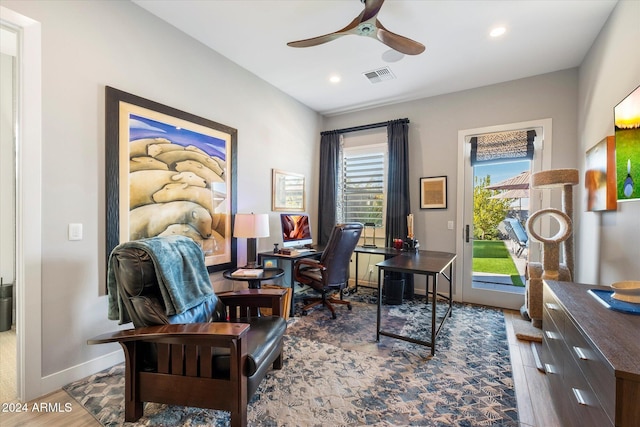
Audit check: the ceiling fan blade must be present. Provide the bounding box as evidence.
[361,0,385,22]
[376,20,425,55]
[287,32,345,48]
[287,13,363,48]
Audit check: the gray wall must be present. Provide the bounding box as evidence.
[3,0,320,389]
[324,68,579,257]
[576,0,640,284]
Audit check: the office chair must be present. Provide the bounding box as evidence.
[293,223,363,319]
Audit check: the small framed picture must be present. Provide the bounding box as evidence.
[262,257,278,270]
[420,176,448,209]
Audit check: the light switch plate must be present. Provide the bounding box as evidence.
[447,221,454,230]
[68,223,83,241]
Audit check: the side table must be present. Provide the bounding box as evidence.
[223,268,284,289]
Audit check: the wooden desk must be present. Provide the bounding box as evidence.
[376,250,456,356]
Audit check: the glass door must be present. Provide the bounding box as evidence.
[456,120,551,309]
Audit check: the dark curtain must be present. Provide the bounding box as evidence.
[385,119,413,297]
[317,131,341,246]
[385,119,411,247]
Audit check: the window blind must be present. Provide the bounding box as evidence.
[470,129,536,165]
[342,152,385,226]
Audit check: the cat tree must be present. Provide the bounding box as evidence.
[524,168,579,328]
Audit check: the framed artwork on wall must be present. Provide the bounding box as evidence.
[420,176,448,209]
[272,169,305,212]
[105,86,237,276]
[585,136,617,211]
[614,85,640,202]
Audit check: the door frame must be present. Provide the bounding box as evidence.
[1,6,43,401]
[455,119,552,309]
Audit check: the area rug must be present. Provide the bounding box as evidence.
[64,291,518,426]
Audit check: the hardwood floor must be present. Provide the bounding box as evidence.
[504,309,561,427]
[0,309,560,427]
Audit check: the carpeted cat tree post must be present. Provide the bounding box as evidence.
[524,169,579,328]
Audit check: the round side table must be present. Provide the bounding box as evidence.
[223,268,284,289]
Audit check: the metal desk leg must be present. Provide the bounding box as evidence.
[354,252,359,292]
[376,268,382,342]
[430,273,437,356]
[448,263,453,317]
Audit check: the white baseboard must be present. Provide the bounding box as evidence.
[40,350,124,396]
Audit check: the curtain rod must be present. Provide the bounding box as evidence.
[321,118,409,136]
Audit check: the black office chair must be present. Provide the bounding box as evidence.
[293,223,363,319]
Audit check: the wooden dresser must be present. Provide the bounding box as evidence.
[542,280,640,427]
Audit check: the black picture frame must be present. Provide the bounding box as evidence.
[105,86,237,276]
[419,176,448,209]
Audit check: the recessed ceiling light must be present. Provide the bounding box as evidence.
[490,26,506,38]
[329,74,341,83]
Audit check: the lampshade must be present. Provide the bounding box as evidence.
[233,213,270,238]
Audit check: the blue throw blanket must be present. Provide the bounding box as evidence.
[107,235,214,324]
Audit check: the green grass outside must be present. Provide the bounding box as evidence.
[472,240,524,287]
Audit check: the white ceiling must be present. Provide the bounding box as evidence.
[132,0,618,116]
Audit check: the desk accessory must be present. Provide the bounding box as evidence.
[262,257,279,271]
[362,222,377,248]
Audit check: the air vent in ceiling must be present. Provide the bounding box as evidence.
[363,67,396,84]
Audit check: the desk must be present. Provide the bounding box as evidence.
[353,246,402,292]
[257,250,323,317]
[223,268,284,290]
[376,250,456,356]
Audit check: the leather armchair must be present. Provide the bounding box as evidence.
[89,237,287,427]
[294,223,362,319]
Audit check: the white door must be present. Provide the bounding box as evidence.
[455,119,552,309]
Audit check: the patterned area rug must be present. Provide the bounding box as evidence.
[64,289,518,426]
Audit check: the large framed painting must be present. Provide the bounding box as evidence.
[585,136,617,211]
[614,85,640,202]
[105,86,237,273]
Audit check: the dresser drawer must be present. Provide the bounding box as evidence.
[542,309,565,370]
[564,352,613,427]
[564,316,615,420]
[543,289,565,336]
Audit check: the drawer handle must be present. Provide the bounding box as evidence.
[544,363,556,374]
[545,302,558,310]
[573,346,589,361]
[572,388,588,406]
[545,330,559,340]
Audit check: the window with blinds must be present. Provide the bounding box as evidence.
[341,146,387,227]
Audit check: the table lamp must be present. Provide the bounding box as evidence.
[233,213,270,268]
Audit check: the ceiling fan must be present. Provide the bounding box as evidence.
[287,0,425,55]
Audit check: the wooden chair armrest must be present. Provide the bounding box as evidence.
[88,322,250,346]
[293,258,325,276]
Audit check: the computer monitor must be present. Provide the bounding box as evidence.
[280,213,313,248]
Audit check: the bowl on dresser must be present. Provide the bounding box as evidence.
[610,280,640,303]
